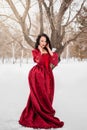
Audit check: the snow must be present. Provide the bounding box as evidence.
[0,59,87,130]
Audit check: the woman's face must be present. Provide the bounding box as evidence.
[39,36,47,48]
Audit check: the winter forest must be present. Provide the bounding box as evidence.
[0,0,87,130]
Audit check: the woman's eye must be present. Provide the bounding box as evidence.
[41,40,43,42]
[40,40,46,43]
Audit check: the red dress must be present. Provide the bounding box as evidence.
[19,49,64,128]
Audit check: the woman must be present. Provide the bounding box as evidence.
[19,33,64,128]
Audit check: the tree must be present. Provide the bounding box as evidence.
[73,5,87,59]
[1,0,86,58]
[0,21,31,63]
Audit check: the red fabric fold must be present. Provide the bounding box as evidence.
[19,49,64,128]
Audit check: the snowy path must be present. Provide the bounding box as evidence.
[0,60,87,130]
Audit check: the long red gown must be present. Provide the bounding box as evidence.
[19,49,64,128]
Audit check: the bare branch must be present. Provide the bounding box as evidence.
[11,35,30,50]
[50,0,54,19]
[0,14,18,22]
[65,6,71,25]
[42,0,55,30]
[20,0,31,34]
[6,0,21,21]
[5,0,34,48]
[38,0,43,33]
[63,29,85,49]
[65,0,86,26]
[22,0,30,22]
[30,1,37,8]
[56,0,73,31]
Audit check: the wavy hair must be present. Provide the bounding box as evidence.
[35,33,52,50]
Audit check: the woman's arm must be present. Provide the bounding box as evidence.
[46,44,58,66]
[32,49,41,63]
[46,44,53,56]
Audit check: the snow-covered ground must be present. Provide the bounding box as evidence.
[0,59,87,130]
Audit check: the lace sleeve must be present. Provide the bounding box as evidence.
[32,49,41,63]
[50,52,58,66]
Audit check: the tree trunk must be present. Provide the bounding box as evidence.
[51,29,63,54]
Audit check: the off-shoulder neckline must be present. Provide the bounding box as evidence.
[35,49,48,55]
[40,52,49,55]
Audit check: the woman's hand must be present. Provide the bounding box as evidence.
[46,43,50,50]
[46,44,53,56]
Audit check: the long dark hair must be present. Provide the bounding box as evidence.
[35,33,52,50]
